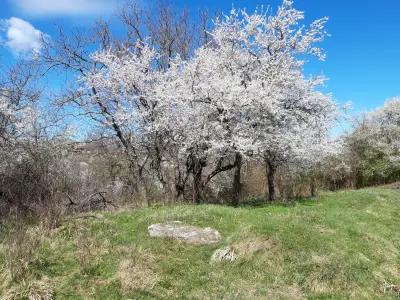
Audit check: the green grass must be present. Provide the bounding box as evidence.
[1,186,400,299]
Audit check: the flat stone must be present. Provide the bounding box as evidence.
[148,222,221,245]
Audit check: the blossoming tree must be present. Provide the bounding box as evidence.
[83,0,338,203]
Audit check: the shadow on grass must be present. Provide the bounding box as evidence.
[145,195,320,210]
[236,196,318,209]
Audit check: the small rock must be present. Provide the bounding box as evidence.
[211,237,277,263]
[148,222,221,245]
[211,247,236,262]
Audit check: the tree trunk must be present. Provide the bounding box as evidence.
[231,152,242,207]
[310,176,317,197]
[127,159,139,194]
[174,169,186,200]
[265,159,276,202]
[176,183,184,199]
[192,157,203,205]
[355,168,364,189]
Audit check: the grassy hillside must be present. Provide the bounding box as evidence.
[1,187,400,299]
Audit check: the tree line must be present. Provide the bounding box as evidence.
[1,0,399,224]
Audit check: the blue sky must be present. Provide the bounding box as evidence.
[1,0,400,117]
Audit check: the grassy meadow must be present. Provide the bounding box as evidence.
[1,186,400,299]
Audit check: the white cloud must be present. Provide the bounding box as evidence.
[3,17,43,54]
[12,0,119,17]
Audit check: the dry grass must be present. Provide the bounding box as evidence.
[1,277,53,300]
[265,284,304,300]
[232,236,278,258]
[0,225,46,287]
[73,227,110,275]
[315,224,336,235]
[2,187,400,298]
[311,254,331,265]
[211,235,278,262]
[0,226,53,300]
[115,245,159,293]
[382,282,400,298]
[117,258,158,292]
[304,255,357,294]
